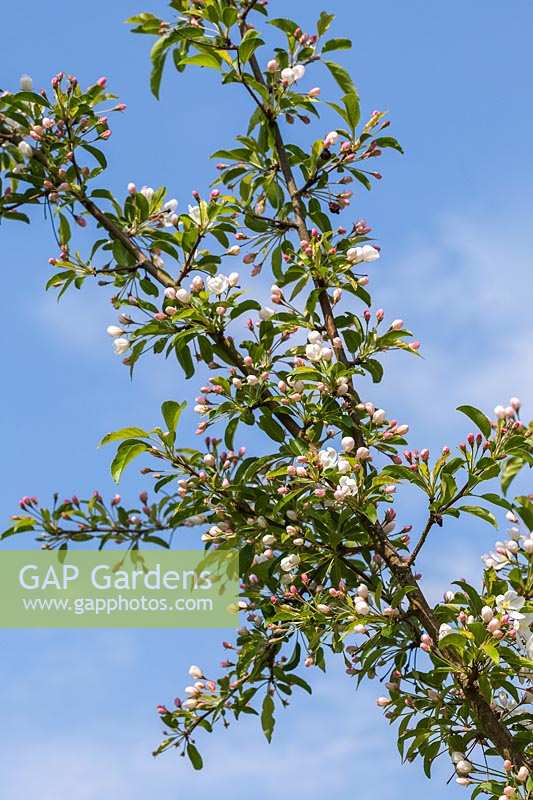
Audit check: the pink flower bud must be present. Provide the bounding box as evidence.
[487,617,500,633]
[97,76,107,88]
[516,767,529,782]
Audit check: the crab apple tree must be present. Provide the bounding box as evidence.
[1,1,532,797]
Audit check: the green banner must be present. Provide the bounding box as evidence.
[0,550,239,628]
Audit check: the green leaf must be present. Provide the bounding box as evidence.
[374,136,404,154]
[100,427,151,447]
[456,405,492,438]
[501,456,524,495]
[317,11,335,36]
[15,91,49,107]
[258,413,285,443]
[181,53,222,70]
[161,400,186,433]
[481,641,500,665]
[479,493,514,511]
[186,743,203,770]
[239,32,263,63]
[110,440,149,483]
[224,417,239,449]
[452,580,482,615]
[342,92,360,131]
[57,213,71,245]
[269,18,299,35]
[324,61,355,94]
[261,694,275,742]
[438,632,469,652]
[175,342,195,378]
[283,641,301,671]
[322,38,352,53]
[80,142,107,170]
[458,505,498,528]
[150,51,167,99]
[285,673,312,694]
[364,358,383,383]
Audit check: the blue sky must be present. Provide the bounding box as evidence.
[1,1,532,798]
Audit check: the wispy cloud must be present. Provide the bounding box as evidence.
[371,210,533,438]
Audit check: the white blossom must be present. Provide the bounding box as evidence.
[259,307,275,321]
[206,274,229,295]
[438,623,453,640]
[188,204,202,225]
[19,74,33,92]
[188,665,203,679]
[292,64,305,80]
[496,590,525,620]
[318,447,338,470]
[281,64,305,84]
[106,325,123,337]
[162,198,178,226]
[335,476,358,499]
[280,554,300,572]
[17,141,33,159]
[113,337,130,356]
[347,245,380,264]
[140,185,154,201]
[176,288,192,304]
[305,342,323,362]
